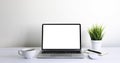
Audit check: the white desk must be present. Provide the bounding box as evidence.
[0,47,120,63]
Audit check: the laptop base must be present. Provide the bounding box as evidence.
[37,53,85,59]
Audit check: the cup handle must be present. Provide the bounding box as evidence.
[18,50,23,56]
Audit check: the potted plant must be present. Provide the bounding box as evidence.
[88,24,104,51]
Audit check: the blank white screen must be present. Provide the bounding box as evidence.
[43,25,80,49]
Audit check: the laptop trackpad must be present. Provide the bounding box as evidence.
[50,54,72,56]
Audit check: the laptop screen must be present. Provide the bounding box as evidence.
[42,24,81,51]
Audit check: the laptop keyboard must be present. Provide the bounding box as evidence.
[37,53,85,59]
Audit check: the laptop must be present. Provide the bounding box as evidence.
[38,23,84,59]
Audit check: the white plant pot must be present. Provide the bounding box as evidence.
[91,40,102,51]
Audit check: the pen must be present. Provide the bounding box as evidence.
[88,49,102,54]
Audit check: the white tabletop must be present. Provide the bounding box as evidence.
[0,47,120,63]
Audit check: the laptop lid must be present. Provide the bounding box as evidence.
[42,24,81,53]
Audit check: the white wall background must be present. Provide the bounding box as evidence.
[0,0,120,47]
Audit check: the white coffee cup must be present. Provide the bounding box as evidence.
[18,48,37,59]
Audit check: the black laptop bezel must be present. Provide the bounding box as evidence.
[41,23,81,53]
